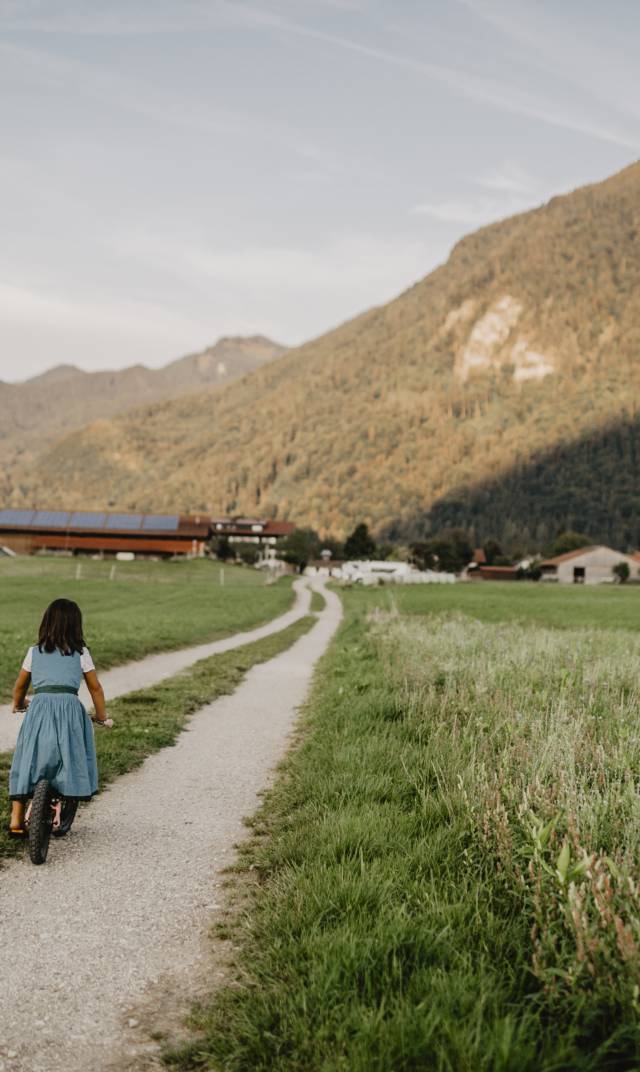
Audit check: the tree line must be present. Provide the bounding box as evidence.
[213,522,612,576]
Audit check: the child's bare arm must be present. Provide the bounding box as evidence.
[12,669,31,712]
[83,669,109,723]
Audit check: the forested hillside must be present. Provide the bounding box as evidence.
[0,336,284,479]
[5,161,640,545]
[385,414,640,552]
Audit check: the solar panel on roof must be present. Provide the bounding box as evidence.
[0,509,35,527]
[105,513,143,530]
[32,511,70,528]
[142,515,179,532]
[69,512,107,528]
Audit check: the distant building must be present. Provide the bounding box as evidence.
[540,545,640,584]
[0,509,210,557]
[463,549,520,580]
[210,516,295,547]
[321,560,456,585]
[471,565,520,581]
[0,509,294,558]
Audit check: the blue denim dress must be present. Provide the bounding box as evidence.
[9,647,99,801]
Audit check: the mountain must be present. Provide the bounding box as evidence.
[5,162,640,546]
[0,335,285,478]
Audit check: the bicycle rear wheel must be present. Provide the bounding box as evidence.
[28,779,54,865]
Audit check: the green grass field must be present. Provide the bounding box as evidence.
[169,582,640,1071]
[0,557,293,702]
[347,578,640,632]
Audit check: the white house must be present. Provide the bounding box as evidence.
[540,545,640,584]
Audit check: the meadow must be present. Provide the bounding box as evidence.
[0,557,293,702]
[171,581,640,1071]
[367,578,640,632]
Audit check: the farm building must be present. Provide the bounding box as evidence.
[540,545,640,584]
[463,550,520,581]
[210,517,295,546]
[0,509,295,558]
[0,509,211,557]
[471,565,520,581]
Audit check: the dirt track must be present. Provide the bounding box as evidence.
[0,581,341,1072]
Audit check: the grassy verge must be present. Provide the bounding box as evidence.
[0,558,294,701]
[0,615,315,864]
[309,589,326,614]
[167,595,640,1071]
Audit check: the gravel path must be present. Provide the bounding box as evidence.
[0,581,341,1072]
[0,579,309,753]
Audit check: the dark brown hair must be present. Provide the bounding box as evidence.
[38,598,85,656]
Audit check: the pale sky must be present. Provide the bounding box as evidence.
[1,0,639,381]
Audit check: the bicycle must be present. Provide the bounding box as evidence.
[24,716,113,865]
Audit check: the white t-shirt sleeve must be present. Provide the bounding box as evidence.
[22,647,33,673]
[80,647,95,673]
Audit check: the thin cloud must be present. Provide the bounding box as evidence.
[108,230,433,294]
[228,0,640,150]
[0,0,372,33]
[0,0,220,35]
[456,0,640,123]
[412,197,523,226]
[478,162,537,196]
[0,280,199,336]
[0,38,328,165]
[5,2,638,149]
[413,165,541,225]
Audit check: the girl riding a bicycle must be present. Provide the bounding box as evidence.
[8,598,110,838]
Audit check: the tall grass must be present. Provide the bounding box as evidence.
[383,614,640,1049]
[169,602,640,1070]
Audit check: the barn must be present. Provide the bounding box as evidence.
[540,545,640,584]
[0,509,210,557]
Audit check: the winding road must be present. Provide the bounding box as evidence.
[0,580,342,1072]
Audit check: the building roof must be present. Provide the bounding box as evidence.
[540,545,602,568]
[0,508,209,538]
[211,517,294,537]
[262,520,295,537]
[477,565,519,578]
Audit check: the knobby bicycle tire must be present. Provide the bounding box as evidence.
[29,779,54,865]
